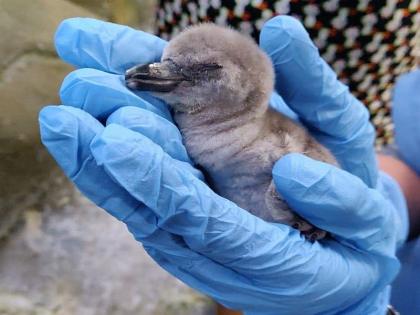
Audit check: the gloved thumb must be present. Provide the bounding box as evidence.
[272,153,397,256]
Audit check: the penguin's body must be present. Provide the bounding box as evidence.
[126,24,337,240]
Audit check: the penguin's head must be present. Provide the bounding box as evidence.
[126,24,274,114]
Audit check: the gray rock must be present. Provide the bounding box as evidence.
[0,292,53,315]
[0,0,96,70]
[108,0,157,32]
[0,0,158,239]
[154,294,216,315]
[68,0,158,31]
[0,0,96,239]
[69,0,110,17]
[0,193,204,315]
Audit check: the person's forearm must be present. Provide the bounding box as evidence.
[378,154,420,239]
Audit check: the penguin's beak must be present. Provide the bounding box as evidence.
[125,62,185,92]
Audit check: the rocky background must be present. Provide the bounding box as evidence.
[0,0,214,314]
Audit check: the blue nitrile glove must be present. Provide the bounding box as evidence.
[392,69,420,175]
[39,17,408,315]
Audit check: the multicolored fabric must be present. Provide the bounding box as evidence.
[156,0,419,146]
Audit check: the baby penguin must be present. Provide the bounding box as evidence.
[125,24,338,240]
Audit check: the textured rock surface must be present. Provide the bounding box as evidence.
[0,193,207,315]
[69,0,110,17]
[0,0,95,238]
[0,293,53,315]
[0,0,158,242]
[108,0,157,32]
[154,294,216,315]
[69,0,157,31]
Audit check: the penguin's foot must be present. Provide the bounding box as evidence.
[292,219,327,241]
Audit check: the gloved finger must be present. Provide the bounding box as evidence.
[39,105,138,220]
[107,106,203,180]
[60,68,171,121]
[107,106,189,162]
[125,210,300,312]
[260,16,377,188]
[39,105,199,217]
[55,17,167,74]
[273,153,399,255]
[141,212,391,315]
[142,236,285,311]
[269,91,298,122]
[145,242,386,315]
[138,215,378,314]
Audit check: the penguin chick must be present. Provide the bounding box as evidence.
[125,24,338,240]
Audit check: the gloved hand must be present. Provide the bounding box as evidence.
[39,16,408,315]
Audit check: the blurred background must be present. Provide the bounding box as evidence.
[0,0,418,314]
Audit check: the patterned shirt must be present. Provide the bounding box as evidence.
[157,0,419,146]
